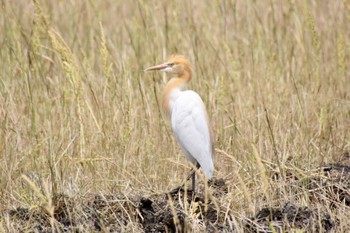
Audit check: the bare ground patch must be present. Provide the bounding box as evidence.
[4,153,350,232]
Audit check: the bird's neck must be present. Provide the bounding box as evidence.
[162,71,191,115]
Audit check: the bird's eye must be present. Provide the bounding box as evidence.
[168,63,175,67]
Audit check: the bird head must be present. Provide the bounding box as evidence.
[144,55,192,79]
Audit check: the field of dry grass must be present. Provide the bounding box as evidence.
[0,0,349,232]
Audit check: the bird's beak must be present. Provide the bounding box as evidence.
[144,63,168,72]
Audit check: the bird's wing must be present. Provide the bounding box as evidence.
[171,91,214,179]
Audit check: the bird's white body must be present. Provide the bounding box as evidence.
[168,88,214,179]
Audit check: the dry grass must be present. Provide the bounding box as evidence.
[0,0,349,232]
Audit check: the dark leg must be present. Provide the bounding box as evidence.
[169,163,200,194]
[192,162,200,192]
[192,171,196,193]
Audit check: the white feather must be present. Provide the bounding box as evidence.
[169,89,214,179]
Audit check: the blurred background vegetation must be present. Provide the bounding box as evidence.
[0,0,349,230]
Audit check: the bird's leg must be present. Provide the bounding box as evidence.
[191,171,196,193]
[169,170,194,194]
[169,163,200,194]
[191,162,200,193]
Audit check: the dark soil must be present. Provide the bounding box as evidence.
[4,152,350,232]
[246,202,335,232]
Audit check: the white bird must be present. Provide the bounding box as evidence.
[145,55,214,192]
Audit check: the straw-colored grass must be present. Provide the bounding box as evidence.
[0,0,349,232]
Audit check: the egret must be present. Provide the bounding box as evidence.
[145,55,214,192]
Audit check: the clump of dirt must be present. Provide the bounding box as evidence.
[8,193,141,232]
[246,202,335,232]
[301,151,350,209]
[138,188,227,232]
[83,194,140,231]
[208,177,229,196]
[320,151,350,207]
[138,177,230,232]
[245,152,350,232]
[139,193,192,232]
